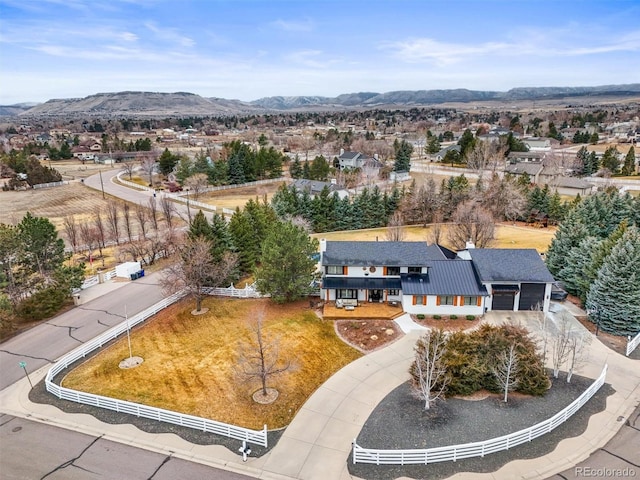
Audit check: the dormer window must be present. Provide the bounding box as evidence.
[326,265,343,275]
[408,266,422,274]
[386,266,400,275]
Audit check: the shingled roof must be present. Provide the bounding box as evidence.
[468,249,555,283]
[322,241,446,266]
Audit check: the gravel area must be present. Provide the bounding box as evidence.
[29,376,283,458]
[349,372,614,480]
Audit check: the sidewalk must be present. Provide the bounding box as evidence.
[1,309,638,480]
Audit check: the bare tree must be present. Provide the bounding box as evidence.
[62,215,80,254]
[236,312,291,399]
[492,343,520,402]
[403,178,440,227]
[92,207,107,267]
[447,201,496,250]
[105,201,121,245]
[139,152,157,187]
[481,174,526,223]
[134,202,149,240]
[78,221,98,266]
[120,158,137,180]
[147,196,159,231]
[551,313,573,378]
[532,303,550,366]
[566,331,591,383]
[184,173,209,201]
[121,203,133,243]
[466,139,506,177]
[160,195,176,230]
[429,212,444,245]
[409,329,450,410]
[161,236,237,313]
[385,211,405,242]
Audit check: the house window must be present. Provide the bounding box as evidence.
[414,295,425,305]
[440,295,455,305]
[327,265,343,275]
[388,289,400,296]
[337,289,357,299]
[386,266,400,275]
[463,296,477,306]
[408,266,422,274]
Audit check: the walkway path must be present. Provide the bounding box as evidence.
[1,305,638,480]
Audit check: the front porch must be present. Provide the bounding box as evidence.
[322,301,404,320]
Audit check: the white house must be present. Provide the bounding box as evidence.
[320,241,555,316]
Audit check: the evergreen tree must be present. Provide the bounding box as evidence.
[546,209,591,276]
[622,146,636,176]
[558,236,601,297]
[393,139,413,172]
[227,153,246,184]
[158,148,178,175]
[255,220,319,303]
[289,155,303,178]
[457,129,476,159]
[188,210,212,240]
[309,155,330,181]
[302,160,311,179]
[600,146,620,173]
[586,226,640,336]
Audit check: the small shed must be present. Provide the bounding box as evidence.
[115,262,142,279]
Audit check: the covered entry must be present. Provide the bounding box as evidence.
[491,285,519,311]
[518,283,546,311]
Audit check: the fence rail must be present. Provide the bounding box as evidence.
[33,180,69,189]
[627,332,640,356]
[202,282,263,298]
[45,290,269,447]
[353,364,608,465]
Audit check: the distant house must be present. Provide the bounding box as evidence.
[545,176,594,196]
[507,151,545,164]
[335,150,374,170]
[505,162,544,183]
[523,137,553,152]
[291,179,349,199]
[433,144,461,162]
[320,241,555,315]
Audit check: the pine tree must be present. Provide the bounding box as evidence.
[586,226,640,336]
[558,236,601,297]
[188,210,212,240]
[546,209,591,276]
[622,146,636,176]
[393,139,413,172]
[255,221,319,303]
[289,155,303,178]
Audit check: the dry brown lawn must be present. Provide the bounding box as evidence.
[62,297,361,429]
[197,181,287,210]
[312,222,556,253]
[0,182,116,230]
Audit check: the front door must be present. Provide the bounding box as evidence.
[370,289,382,302]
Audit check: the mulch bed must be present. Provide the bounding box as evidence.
[348,371,615,480]
[412,314,482,331]
[335,320,403,352]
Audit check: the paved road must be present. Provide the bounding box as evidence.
[0,414,253,480]
[548,403,640,479]
[0,272,165,390]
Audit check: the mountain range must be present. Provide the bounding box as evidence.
[3,84,640,117]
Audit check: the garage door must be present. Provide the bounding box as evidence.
[518,283,546,311]
[493,293,515,310]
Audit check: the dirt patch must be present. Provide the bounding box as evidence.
[413,314,481,332]
[335,319,403,352]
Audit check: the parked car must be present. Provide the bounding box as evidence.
[550,282,568,301]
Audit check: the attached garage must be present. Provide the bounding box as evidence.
[491,285,519,310]
[518,283,546,311]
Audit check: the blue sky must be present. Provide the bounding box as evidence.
[0,0,638,104]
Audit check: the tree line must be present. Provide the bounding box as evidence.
[546,190,640,336]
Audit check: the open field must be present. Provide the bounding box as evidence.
[50,158,116,180]
[62,297,361,429]
[0,182,116,230]
[198,180,288,210]
[312,222,556,253]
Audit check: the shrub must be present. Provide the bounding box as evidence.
[417,314,425,320]
[433,315,441,320]
[449,315,458,320]
[466,315,475,321]
[16,286,68,321]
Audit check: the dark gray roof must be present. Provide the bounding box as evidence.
[468,249,555,283]
[292,179,337,194]
[338,151,363,160]
[400,262,487,296]
[505,163,543,176]
[552,177,593,189]
[322,241,446,266]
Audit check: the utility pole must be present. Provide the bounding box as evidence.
[99,169,105,199]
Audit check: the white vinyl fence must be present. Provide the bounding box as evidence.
[33,180,69,189]
[627,332,640,356]
[45,290,269,447]
[202,282,263,298]
[352,365,608,465]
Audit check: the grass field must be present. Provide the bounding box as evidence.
[62,297,361,429]
[198,181,287,210]
[312,222,556,253]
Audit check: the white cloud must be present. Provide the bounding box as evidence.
[144,21,195,48]
[270,18,313,32]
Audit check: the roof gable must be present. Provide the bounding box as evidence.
[322,241,446,266]
[468,249,555,283]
